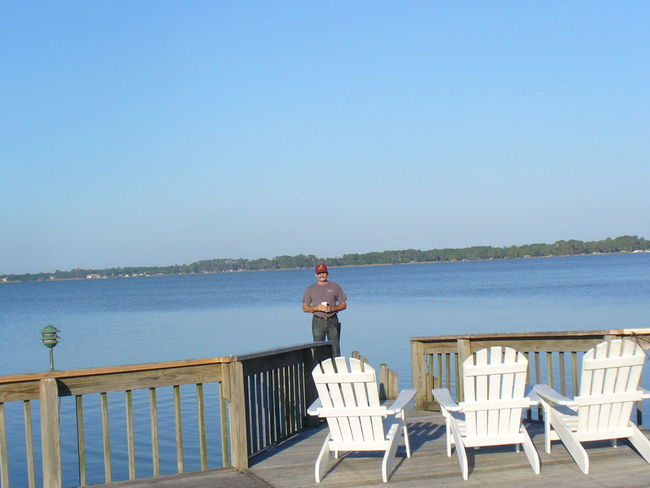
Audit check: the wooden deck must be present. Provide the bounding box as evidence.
[96,409,650,488]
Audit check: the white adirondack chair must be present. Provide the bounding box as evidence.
[307,357,417,483]
[534,339,650,474]
[432,346,540,480]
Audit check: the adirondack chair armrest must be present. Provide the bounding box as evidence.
[640,387,650,400]
[432,388,460,411]
[386,389,417,415]
[524,385,541,406]
[307,398,322,416]
[533,384,573,406]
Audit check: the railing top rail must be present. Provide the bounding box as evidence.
[410,328,650,342]
[0,355,233,385]
[0,342,332,385]
[233,341,332,361]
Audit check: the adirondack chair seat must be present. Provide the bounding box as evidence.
[308,399,413,452]
[308,389,416,451]
[439,410,539,449]
[434,388,540,447]
[537,384,650,441]
[308,357,417,483]
[534,339,650,474]
[432,346,541,480]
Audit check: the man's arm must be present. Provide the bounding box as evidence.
[307,301,346,314]
[303,303,332,313]
[302,288,315,313]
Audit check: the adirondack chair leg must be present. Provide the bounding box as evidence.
[515,443,520,453]
[397,410,412,458]
[540,399,552,454]
[439,409,453,457]
[315,434,332,482]
[382,422,401,482]
[449,417,468,480]
[611,439,617,448]
[520,425,541,474]
[403,424,411,458]
[627,423,650,464]
[549,409,589,474]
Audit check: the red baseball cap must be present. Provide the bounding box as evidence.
[315,264,328,274]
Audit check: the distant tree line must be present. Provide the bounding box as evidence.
[2,235,648,282]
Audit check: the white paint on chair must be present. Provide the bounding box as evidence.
[308,357,416,483]
[535,339,650,474]
[433,346,540,480]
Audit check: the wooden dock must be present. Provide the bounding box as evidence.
[94,409,650,488]
[3,332,650,487]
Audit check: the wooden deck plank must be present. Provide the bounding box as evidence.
[250,410,650,488]
[90,410,650,488]
[92,468,273,488]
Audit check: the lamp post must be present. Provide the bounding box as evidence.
[41,325,60,372]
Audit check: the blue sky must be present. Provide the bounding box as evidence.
[2,2,649,274]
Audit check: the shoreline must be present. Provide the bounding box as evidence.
[2,250,648,284]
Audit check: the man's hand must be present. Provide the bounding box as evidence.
[303,302,346,314]
[303,303,328,313]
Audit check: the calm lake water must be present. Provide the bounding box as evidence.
[3,253,650,377]
[2,253,650,485]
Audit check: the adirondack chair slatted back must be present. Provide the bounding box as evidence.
[313,357,386,445]
[462,346,529,439]
[577,339,645,432]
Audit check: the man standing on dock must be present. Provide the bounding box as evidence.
[302,264,347,357]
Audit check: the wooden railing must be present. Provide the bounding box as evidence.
[0,342,332,488]
[236,343,331,458]
[411,328,650,424]
[0,357,233,488]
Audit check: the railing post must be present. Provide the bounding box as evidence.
[379,363,388,401]
[390,368,399,400]
[0,403,9,488]
[351,351,368,366]
[227,361,249,471]
[40,378,62,488]
[456,338,471,402]
[411,340,426,410]
[219,375,230,467]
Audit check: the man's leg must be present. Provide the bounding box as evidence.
[312,316,327,342]
[326,317,341,357]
